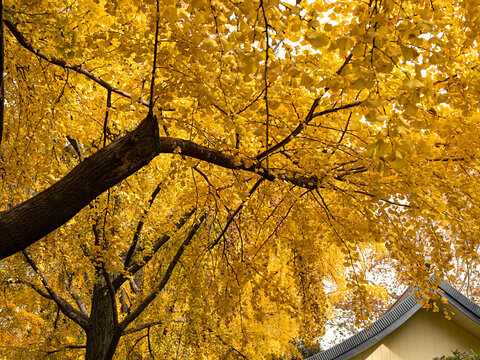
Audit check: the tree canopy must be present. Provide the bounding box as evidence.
[0,0,480,358]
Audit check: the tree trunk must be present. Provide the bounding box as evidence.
[85,282,122,360]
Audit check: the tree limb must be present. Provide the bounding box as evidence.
[208,178,264,250]
[0,108,335,260]
[44,345,86,356]
[124,179,166,269]
[3,279,52,299]
[0,102,343,261]
[255,100,362,161]
[123,318,185,335]
[0,113,159,260]
[0,2,4,147]
[119,213,206,329]
[65,275,88,316]
[102,265,119,326]
[22,250,90,330]
[0,30,357,261]
[3,20,151,107]
[123,321,163,335]
[112,207,196,290]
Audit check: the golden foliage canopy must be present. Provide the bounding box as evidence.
[0,0,479,358]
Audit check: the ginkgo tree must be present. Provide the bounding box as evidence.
[1,0,480,358]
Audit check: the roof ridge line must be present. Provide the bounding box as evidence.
[306,280,480,360]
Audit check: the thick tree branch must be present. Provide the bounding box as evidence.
[102,265,119,326]
[0,114,159,259]
[22,250,90,330]
[119,213,206,329]
[0,105,342,261]
[157,136,330,188]
[0,109,337,260]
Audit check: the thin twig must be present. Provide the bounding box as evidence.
[120,213,206,329]
[124,321,163,335]
[103,90,112,147]
[149,0,161,114]
[126,334,148,359]
[260,0,270,170]
[0,2,5,147]
[147,326,155,359]
[206,327,249,359]
[2,279,52,299]
[113,209,196,290]
[44,345,86,356]
[3,20,152,107]
[124,177,167,268]
[22,250,89,330]
[208,178,265,250]
[255,54,354,162]
[66,135,82,159]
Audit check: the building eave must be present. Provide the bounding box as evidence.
[306,280,480,360]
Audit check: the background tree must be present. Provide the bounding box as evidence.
[1,0,480,358]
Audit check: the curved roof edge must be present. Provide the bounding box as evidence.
[438,281,480,325]
[306,280,480,360]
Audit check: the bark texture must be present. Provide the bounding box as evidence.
[0,114,160,259]
[85,282,122,360]
[0,112,325,260]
